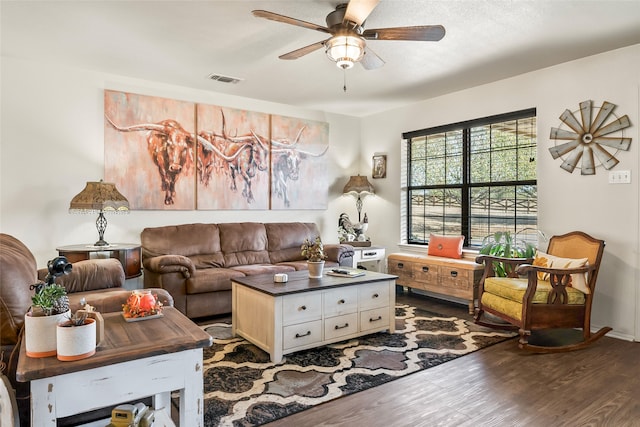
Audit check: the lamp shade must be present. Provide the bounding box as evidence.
[69,180,129,247]
[343,175,375,195]
[69,181,129,213]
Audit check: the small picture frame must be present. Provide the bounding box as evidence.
[372,154,387,179]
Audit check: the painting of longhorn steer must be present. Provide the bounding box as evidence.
[104,90,196,210]
[196,105,270,210]
[270,115,329,210]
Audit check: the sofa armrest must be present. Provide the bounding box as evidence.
[143,255,196,278]
[325,244,354,265]
[38,258,126,293]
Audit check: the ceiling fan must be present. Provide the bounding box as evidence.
[252,0,445,70]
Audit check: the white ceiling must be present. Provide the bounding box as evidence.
[2,1,640,117]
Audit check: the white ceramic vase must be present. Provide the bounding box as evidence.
[56,318,96,361]
[24,310,70,358]
[308,261,325,278]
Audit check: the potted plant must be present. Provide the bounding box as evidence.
[24,256,72,358]
[301,237,327,278]
[56,310,97,361]
[479,230,538,277]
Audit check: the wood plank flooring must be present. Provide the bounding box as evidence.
[261,290,640,427]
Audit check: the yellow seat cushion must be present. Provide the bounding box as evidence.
[482,277,586,321]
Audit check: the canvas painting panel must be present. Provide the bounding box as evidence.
[104,90,196,210]
[196,105,270,210]
[270,115,329,210]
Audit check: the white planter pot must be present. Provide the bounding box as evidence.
[24,310,70,358]
[56,318,96,361]
[308,261,325,278]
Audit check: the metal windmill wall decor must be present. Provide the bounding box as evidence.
[548,100,632,175]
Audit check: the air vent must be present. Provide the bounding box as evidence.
[207,73,244,84]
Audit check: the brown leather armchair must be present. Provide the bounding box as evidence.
[0,233,174,426]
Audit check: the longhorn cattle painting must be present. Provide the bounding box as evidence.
[271,115,329,210]
[104,90,196,210]
[196,105,270,209]
[104,90,329,210]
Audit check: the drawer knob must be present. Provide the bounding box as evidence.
[334,323,349,330]
[369,315,382,322]
[422,266,429,272]
[295,331,311,338]
[397,263,404,269]
[300,305,307,311]
[338,299,345,304]
[450,271,458,277]
[372,293,379,298]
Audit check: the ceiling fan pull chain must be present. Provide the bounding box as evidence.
[343,69,347,93]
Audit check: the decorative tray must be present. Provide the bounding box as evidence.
[122,312,164,322]
[348,241,372,247]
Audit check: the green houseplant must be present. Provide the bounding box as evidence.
[479,230,537,277]
[24,257,72,357]
[301,237,327,278]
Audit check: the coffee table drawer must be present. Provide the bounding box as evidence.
[323,287,358,317]
[359,281,390,310]
[283,320,322,350]
[324,313,358,340]
[282,293,322,325]
[360,307,390,333]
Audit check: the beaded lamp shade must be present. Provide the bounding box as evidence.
[69,180,129,246]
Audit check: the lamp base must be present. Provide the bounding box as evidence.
[94,239,109,247]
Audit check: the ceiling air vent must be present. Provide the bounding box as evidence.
[207,73,244,84]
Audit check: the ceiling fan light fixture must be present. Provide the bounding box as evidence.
[326,35,365,70]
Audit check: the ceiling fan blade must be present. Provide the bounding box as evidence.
[252,10,330,34]
[360,45,385,70]
[344,0,381,26]
[363,25,446,41]
[279,40,328,60]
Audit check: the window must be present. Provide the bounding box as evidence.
[402,109,537,247]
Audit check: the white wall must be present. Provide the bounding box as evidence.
[0,56,361,266]
[361,44,640,341]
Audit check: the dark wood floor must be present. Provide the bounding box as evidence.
[261,290,640,427]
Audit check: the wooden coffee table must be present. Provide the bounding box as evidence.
[16,307,212,427]
[232,270,397,363]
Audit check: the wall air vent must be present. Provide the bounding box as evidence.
[206,73,244,84]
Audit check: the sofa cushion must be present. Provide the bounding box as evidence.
[277,260,340,271]
[141,223,224,264]
[187,268,245,294]
[219,223,270,267]
[230,264,296,276]
[265,222,321,264]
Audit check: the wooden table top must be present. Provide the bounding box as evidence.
[16,307,212,382]
[232,269,398,297]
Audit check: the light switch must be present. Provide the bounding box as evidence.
[608,170,631,184]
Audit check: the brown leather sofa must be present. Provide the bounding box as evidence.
[141,222,354,319]
[0,233,173,426]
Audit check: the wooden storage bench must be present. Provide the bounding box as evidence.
[387,253,483,314]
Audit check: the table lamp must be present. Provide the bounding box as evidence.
[69,180,129,247]
[343,175,375,222]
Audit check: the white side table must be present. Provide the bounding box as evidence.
[351,246,386,272]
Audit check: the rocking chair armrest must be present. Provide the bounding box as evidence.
[475,255,534,278]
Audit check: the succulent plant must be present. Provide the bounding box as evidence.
[301,237,327,262]
[29,256,72,316]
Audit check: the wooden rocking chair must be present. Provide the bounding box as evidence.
[475,231,611,353]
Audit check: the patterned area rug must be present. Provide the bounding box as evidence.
[200,304,515,426]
